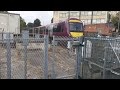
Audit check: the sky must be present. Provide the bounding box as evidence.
[8,11,53,25]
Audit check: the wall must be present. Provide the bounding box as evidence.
[0,13,20,34]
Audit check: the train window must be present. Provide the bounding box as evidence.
[35,28,39,33]
[29,29,33,34]
[40,27,45,34]
[53,25,57,32]
[46,28,48,33]
[69,22,83,32]
[61,23,64,32]
[53,24,63,32]
[56,25,61,32]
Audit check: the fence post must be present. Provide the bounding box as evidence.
[72,37,83,79]
[52,36,56,79]
[81,39,86,78]
[22,31,29,79]
[24,45,27,79]
[44,35,48,79]
[6,33,11,79]
[0,43,1,79]
[76,45,81,79]
[76,39,83,79]
[103,47,107,79]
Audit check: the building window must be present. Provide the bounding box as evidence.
[93,11,97,15]
[81,11,85,15]
[59,13,68,18]
[87,19,91,24]
[88,11,92,16]
[84,19,91,24]
[77,12,80,16]
[59,13,63,17]
[93,19,97,24]
[84,11,88,16]
[96,19,101,23]
[101,11,106,15]
[101,19,105,23]
[93,11,102,15]
[84,20,87,24]
[70,12,79,17]
[96,11,100,15]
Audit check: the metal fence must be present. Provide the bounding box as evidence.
[0,33,46,79]
[82,37,120,79]
[0,32,81,79]
[1,32,120,79]
[51,36,79,79]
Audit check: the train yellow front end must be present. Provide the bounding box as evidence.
[69,19,84,38]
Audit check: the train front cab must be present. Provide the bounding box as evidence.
[68,19,84,38]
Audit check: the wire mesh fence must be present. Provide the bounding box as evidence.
[0,33,46,79]
[50,36,78,79]
[0,33,79,79]
[1,31,120,79]
[82,37,120,79]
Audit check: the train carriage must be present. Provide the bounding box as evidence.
[28,18,84,40]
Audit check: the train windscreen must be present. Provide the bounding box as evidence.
[69,22,83,32]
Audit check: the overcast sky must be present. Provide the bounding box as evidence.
[8,11,53,25]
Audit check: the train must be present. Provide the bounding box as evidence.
[29,18,84,40]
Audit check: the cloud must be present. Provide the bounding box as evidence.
[8,11,53,25]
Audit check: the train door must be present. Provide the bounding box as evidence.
[53,24,57,36]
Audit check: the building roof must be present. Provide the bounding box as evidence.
[0,12,20,16]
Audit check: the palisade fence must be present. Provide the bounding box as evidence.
[0,31,120,79]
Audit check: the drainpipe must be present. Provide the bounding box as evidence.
[79,11,81,20]
[91,11,93,24]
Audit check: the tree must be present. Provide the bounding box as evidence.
[111,12,120,33]
[51,18,53,23]
[27,22,34,28]
[34,18,41,27]
[20,16,27,32]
